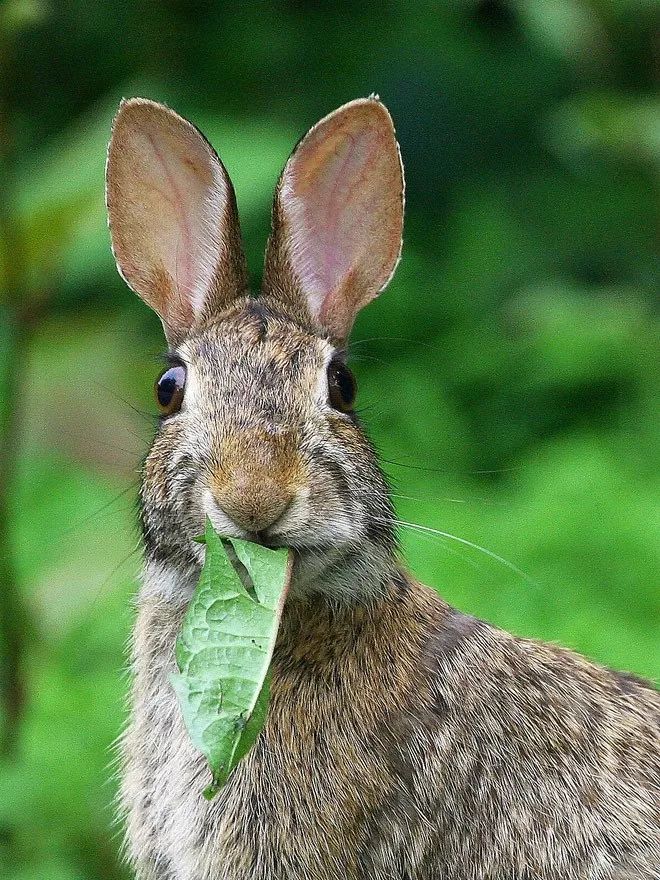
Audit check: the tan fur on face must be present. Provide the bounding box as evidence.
[208,429,304,534]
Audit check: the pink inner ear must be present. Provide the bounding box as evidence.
[130,119,228,318]
[140,129,198,310]
[284,126,384,315]
[274,100,404,338]
[107,100,232,336]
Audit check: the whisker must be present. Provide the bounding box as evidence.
[92,382,158,426]
[391,492,515,508]
[392,492,466,505]
[324,510,525,583]
[392,518,538,587]
[85,537,142,615]
[397,524,484,572]
[93,439,145,457]
[379,456,523,477]
[347,336,436,351]
[347,353,388,366]
[58,480,140,539]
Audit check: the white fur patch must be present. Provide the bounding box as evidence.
[140,560,197,606]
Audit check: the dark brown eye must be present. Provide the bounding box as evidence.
[155,364,186,416]
[327,360,356,413]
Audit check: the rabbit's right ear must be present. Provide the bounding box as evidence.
[106,98,248,345]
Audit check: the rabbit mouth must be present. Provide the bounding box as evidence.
[201,487,304,551]
[202,495,262,544]
[199,486,355,556]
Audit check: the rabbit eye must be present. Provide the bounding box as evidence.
[327,360,356,413]
[155,364,186,416]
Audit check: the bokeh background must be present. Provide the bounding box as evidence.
[0,1,658,877]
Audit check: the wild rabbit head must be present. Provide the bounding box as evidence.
[106,97,404,604]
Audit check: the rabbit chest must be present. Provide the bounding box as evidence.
[121,582,660,880]
[121,587,442,880]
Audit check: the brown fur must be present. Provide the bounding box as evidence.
[209,428,303,534]
[123,576,659,879]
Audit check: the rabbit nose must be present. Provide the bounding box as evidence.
[210,468,294,535]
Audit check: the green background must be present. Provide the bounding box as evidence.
[0,1,658,877]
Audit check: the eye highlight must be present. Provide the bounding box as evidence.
[327,359,357,413]
[155,363,186,416]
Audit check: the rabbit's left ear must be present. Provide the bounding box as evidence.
[263,97,404,344]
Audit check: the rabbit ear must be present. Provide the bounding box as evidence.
[106,98,248,344]
[262,97,404,343]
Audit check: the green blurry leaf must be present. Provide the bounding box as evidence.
[171,520,292,797]
[517,0,604,61]
[548,95,660,168]
[0,0,48,35]
[7,861,87,880]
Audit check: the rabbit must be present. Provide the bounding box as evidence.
[105,96,660,880]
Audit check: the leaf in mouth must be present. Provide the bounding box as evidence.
[170,519,293,798]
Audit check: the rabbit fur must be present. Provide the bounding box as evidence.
[105,97,660,880]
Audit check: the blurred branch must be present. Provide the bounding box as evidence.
[0,299,31,757]
[0,3,44,757]
[0,158,34,757]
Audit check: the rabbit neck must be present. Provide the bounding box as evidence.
[138,555,433,664]
[274,567,437,663]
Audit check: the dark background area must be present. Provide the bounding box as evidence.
[0,1,658,877]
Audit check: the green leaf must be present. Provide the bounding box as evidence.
[170,519,292,796]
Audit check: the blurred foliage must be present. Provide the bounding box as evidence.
[0,1,658,878]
